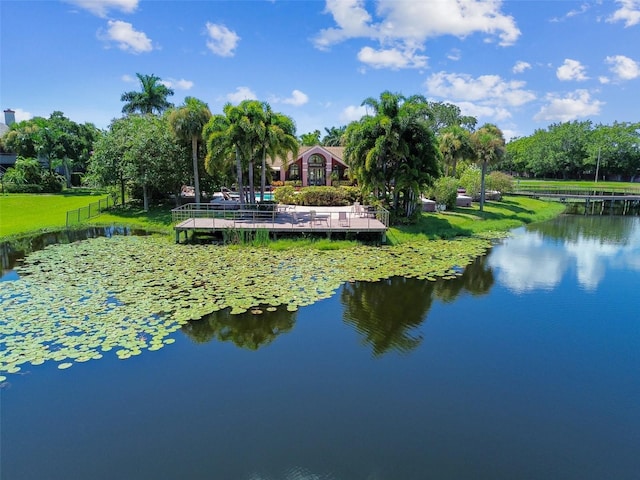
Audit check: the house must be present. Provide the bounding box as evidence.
[0,109,17,168]
[271,145,349,187]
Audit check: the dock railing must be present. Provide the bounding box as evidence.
[171,203,390,229]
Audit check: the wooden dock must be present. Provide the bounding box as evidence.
[172,204,389,242]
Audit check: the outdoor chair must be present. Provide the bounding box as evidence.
[338,211,349,227]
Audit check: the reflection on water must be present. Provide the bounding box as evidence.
[489,216,640,292]
[182,306,297,350]
[341,256,494,356]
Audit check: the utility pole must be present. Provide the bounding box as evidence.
[594,146,601,183]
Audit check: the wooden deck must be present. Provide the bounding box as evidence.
[172,204,389,242]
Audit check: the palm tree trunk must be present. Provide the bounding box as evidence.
[248,159,255,204]
[480,159,487,212]
[142,183,149,212]
[192,135,200,207]
[260,146,267,202]
[235,146,244,207]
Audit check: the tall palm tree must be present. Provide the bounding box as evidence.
[120,73,174,116]
[204,101,258,207]
[167,97,211,206]
[471,123,506,211]
[438,125,472,177]
[255,103,298,202]
[344,91,440,218]
[322,125,346,146]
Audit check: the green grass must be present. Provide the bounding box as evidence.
[2,193,565,248]
[387,196,566,245]
[515,179,640,194]
[0,190,111,238]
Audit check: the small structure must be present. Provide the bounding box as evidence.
[421,198,436,212]
[456,195,472,207]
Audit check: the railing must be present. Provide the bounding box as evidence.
[171,203,390,229]
[66,196,116,227]
[514,184,640,196]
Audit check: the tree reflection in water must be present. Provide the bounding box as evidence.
[341,255,494,356]
[181,306,297,350]
[180,255,494,355]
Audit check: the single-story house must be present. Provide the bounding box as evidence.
[271,145,349,187]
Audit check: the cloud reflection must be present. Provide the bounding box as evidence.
[489,220,640,293]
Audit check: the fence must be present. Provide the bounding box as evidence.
[66,196,116,227]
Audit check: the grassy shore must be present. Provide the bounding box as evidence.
[1,191,565,244]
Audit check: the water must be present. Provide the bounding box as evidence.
[2,216,639,479]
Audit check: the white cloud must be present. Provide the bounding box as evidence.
[534,89,604,122]
[161,78,194,90]
[121,74,136,83]
[272,90,309,107]
[512,61,531,74]
[100,20,153,54]
[313,0,520,69]
[599,76,611,84]
[425,71,536,106]
[447,48,461,61]
[339,105,368,123]
[605,54,640,80]
[65,0,138,18]
[357,46,427,69]
[556,59,589,81]
[225,86,257,103]
[607,0,640,27]
[205,22,240,57]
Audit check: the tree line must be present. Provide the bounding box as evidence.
[503,121,640,181]
[2,72,638,222]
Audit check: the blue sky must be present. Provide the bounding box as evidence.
[1,0,639,141]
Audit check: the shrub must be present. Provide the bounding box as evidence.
[459,165,481,199]
[274,185,296,204]
[487,171,514,193]
[432,176,459,210]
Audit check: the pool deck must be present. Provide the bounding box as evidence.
[172,205,389,242]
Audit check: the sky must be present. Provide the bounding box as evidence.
[1,0,639,141]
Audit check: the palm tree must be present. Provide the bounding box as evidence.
[204,101,259,207]
[471,123,506,211]
[322,125,346,146]
[255,103,298,202]
[438,125,472,177]
[167,97,211,206]
[120,73,174,116]
[344,91,440,218]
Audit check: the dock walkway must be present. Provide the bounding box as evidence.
[172,204,389,242]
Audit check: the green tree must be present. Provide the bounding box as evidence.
[424,101,477,134]
[167,97,212,206]
[2,112,98,186]
[254,102,298,202]
[89,115,188,210]
[120,73,175,116]
[471,123,505,211]
[344,91,441,220]
[321,125,346,146]
[300,129,321,146]
[204,101,259,206]
[438,125,472,177]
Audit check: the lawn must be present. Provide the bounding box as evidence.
[388,196,566,244]
[514,178,640,194]
[0,191,112,238]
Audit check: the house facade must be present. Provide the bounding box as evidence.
[273,145,348,187]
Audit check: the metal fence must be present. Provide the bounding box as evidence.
[66,196,116,227]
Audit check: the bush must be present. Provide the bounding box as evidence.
[294,186,352,206]
[2,183,45,193]
[432,176,459,210]
[459,165,481,199]
[487,171,514,194]
[273,185,296,204]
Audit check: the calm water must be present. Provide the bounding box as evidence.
[2,216,639,480]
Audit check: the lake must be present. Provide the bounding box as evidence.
[1,215,639,479]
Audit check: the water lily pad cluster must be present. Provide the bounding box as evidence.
[0,235,491,375]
